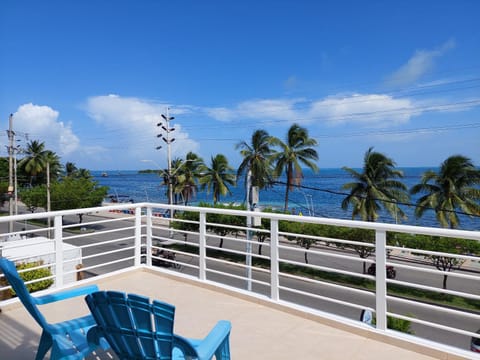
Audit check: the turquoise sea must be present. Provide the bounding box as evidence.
[92,168,479,231]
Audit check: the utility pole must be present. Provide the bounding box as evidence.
[47,161,51,238]
[7,114,14,232]
[157,108,175,215]
[246,169,261,291]
[246,170,253,291]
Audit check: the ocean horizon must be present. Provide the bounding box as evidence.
[93,167,479,231]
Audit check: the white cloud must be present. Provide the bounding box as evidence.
[385,39,455,87]
[13,103,80,155]
[85,95,200,165]
[205,94,416,126]
[205,107,234,121]
[206,98,302,122]
[309,94,415,125]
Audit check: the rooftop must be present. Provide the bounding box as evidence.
[0,267,461,360]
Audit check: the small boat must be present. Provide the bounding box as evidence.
[101,172,108,177]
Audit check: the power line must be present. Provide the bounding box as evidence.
[271,180,480,219]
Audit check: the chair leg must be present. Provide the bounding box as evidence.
[35,331,53,360]
[214,337,230,360]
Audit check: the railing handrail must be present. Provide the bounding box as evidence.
[1,202,477,241]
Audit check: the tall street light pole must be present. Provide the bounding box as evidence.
[7,114,14,232]
[157,108,175,213]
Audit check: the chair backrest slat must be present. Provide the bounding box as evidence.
[86,291,175,359]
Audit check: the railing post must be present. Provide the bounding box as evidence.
[375,229,387,331]
[134,206,142,267]
[246,213,252,291]
[146,206,152,267]
[199,211,206,281]
[53,215,63,288]
[270,219,279,301]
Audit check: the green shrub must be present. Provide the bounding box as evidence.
[12,261,54,295]
[372,314,415,334]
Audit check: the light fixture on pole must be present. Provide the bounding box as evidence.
[157,108,175,211]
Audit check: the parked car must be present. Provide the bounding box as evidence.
[367,263,396,279]
[471,329,480,353]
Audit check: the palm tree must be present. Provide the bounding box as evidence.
[176,152,204,205]
[44,150,62,178]
[341,147,409,222]
[272,124,319,212]
[410,155,480,229]
[76,168,92,180]
[199,154,236,204]
[169,158,184,204]
[19,140,48,185]
[342,147,409,274]
[64,162,78,177]
[236,129,275,192]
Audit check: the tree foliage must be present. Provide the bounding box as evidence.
[410,155,480,229]
[199,154,236,204]
[342,147,409,223]
[173,152,205,205]
[272,124,319,212]
[236,129,276,190]
[20,177,108,222]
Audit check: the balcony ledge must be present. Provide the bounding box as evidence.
[0,266,471,360]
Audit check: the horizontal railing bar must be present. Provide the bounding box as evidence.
[79,257,135,274]
[389,262,480,282]
[279,258,373,281]
[387,278,480,300]
[387,294,480,320]
[78,236,135,249]
[279,285,373,312]
[205,222,248,233]
[387,311,480,338]
[206,268,269,287]
[206,233,271,250]
[206,256,271,275]
[279,270,376,298]
[388,245,480,261]
[81,246,135,261]
[278,243,374,265]
[278,230,376,249]
[204,244,271,261]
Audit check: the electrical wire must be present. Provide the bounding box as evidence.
[271,180,480,219]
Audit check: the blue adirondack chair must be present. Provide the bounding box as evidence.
[85,291,231,360]
[0,257,109,360]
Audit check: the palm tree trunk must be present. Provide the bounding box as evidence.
[284,185,290,212]
[442,274,448,289]
[284,164,293,212]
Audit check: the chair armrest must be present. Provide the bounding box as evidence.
[49,314,97,334]
[175,320,231,360]
[34,284,99,305]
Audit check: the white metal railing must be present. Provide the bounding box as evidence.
[0,202,479,358]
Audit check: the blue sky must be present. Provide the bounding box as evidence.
[1,0,479,171]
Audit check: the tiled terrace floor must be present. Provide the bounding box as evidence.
[0,268,469,359]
